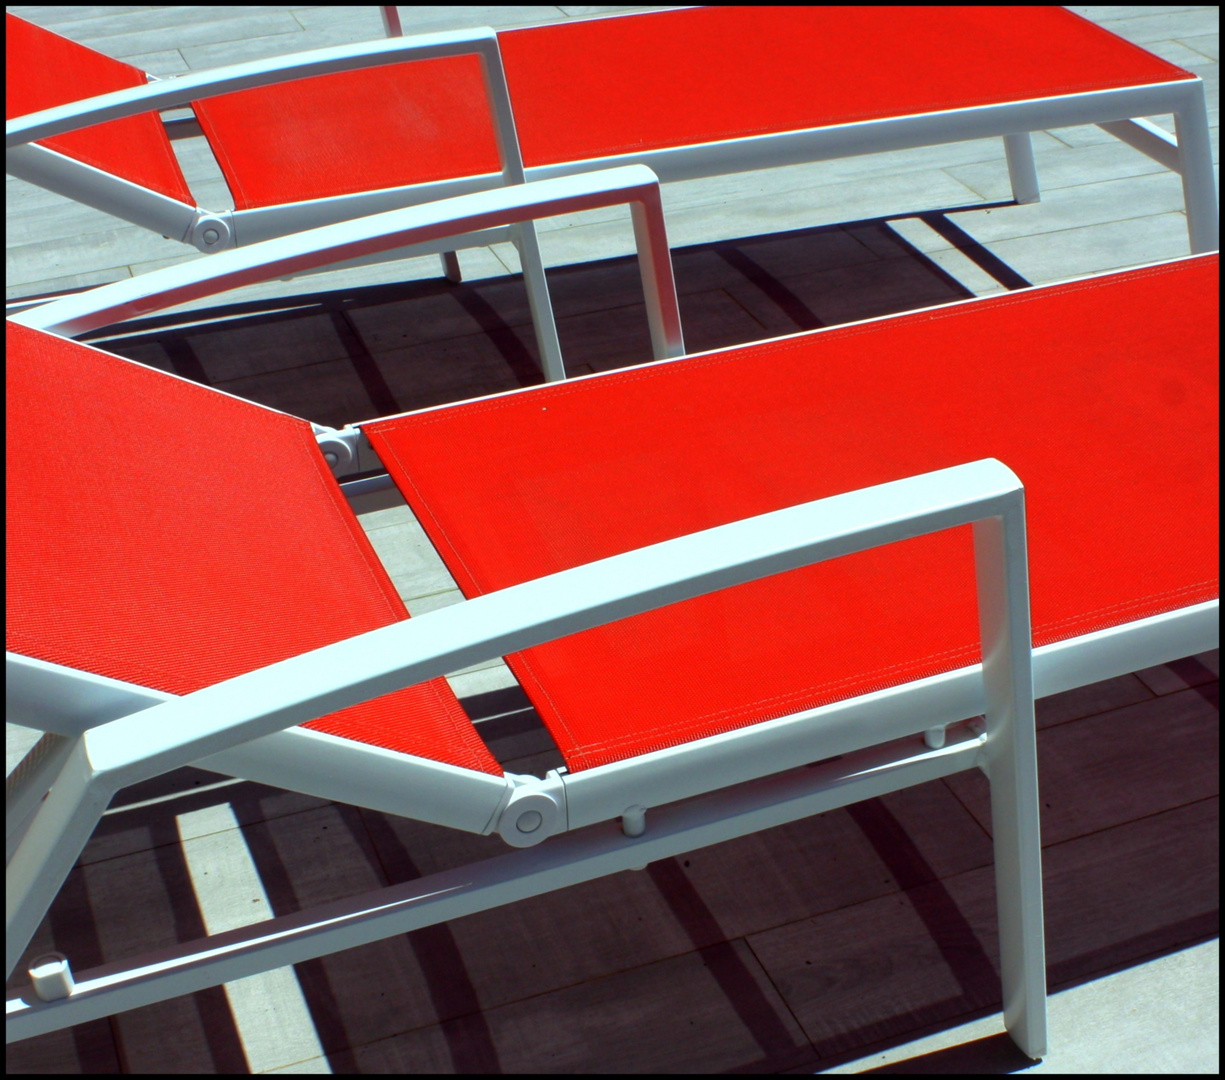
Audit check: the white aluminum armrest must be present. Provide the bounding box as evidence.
[85,459,1028,785]
[12,165,684,359]
[7,457,1032,977]
[5,28,523,177]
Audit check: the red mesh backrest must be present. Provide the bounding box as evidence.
[191,6,1192,210]
[498,6,1194,168]
[365,256,1219,772]
[192,54,501,211]
[6,323,497,775]
[6,13,194,205]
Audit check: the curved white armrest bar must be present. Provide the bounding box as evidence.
[13,165,683,359]
[6,458,1026,979]
[3,652,511,835]
[7,28,501,151]
[90,459,1025,784]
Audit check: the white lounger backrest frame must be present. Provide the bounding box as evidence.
[5,27,526,248]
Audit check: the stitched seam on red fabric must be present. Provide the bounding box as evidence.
[504,651,582,754]
[193,103,252,209]
[367,257,1215,766]
[251,424,490,769]
[365,432,487,598]
[1033,581,1219,642]
[388,260,1211,429]
[36,133,194,204]
[359,432,503,770]
[532,579,1219,765]
[295,422,404,625]
[560,642,983,757]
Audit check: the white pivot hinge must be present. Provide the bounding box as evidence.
[495,770,567,847]
[186,209,235,252]
[312,425,362,474]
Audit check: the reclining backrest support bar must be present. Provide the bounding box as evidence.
[6,16,524,249]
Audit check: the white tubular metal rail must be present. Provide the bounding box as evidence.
[13,165,685,373]
[3,25,583,381]
[6,458,1048,1058]
[514,79,1219,256]
[5,28,526,244]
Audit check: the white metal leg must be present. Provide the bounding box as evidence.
[5,740,117,981]
[5,734,76,865]
[1173,87,1220,254]
[439,250,463,282]
[974,509,1047,1059]
[1003,133,1041,205]
[515,219,566,382]
[629,195,685,359]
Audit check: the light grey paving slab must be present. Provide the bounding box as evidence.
[1072,6,1203,18]
[9,223,190,282]
[362,518,459,598]
[403,588,466,616]
[955,211,1193,283]
[1092,6,1220,43]
[179,29,379,68]
[116,249,509,319]
[5,266,131,303]
[883,220,1011,296]
[13,6,304,42]
[1138,35,1223,68]
[446,663,522,700]
[495,168,988,273]
[1181,31,1219,60]
[294,5,566,34]
[657,169,988,251]
[938,171,1190,244]
[124,47,191,75]
[946,138,1174,203]
[175,802,331,1074]
[558,5,650,16]
[8,6,159,24]
[266,1054,334,1074]
[650,134,1066,218]
[7,194,184,250]
[354,502,415,530]
[66,12,307,60]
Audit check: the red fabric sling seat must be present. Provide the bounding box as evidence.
[189,6,1195,210]
[5,322,499,777]
[4,13,193,203]
[364,255,1219,772]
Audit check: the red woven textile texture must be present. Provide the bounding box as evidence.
[365,256,1219,772]
[6,13,194,205]
[192,54,501,210]
[6,324,498,774]
[191,6,1191,210]
[499,6,1193,168]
